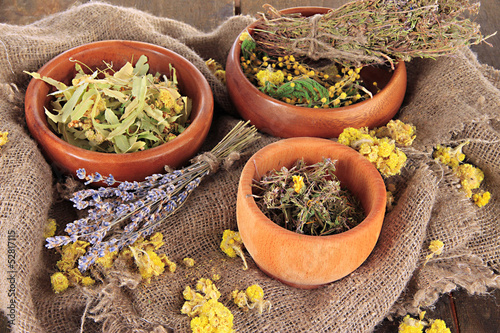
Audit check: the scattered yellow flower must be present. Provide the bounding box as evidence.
[43,218,57,238]
[50,272,69,293]
[424,240,444,266]
[399,312,451,333]
[473,191,491,207]
[426,319,451,333]
[456,163,484,198]
[183,257,196,267]
[231,284,271,314]
[220,230,248,270]
[0,131,8,148]
[182,278,234,333]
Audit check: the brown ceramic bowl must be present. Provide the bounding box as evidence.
[236,138,386,289]
[226,7,407,138]
[25,40,213,183]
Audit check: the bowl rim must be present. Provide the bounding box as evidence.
[25,39,214,163]
[238,137,387,242]
[228,6,406,116]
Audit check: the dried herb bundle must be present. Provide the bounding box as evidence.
[253,0,492,68]
[252,158,365,236]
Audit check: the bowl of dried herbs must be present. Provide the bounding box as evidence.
[25,40,213,183]
[226,2,488,138]
[236,137,386,289]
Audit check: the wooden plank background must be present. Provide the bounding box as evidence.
[1,0,498,69]
[0,1,499,332]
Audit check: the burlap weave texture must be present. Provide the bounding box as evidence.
[0,2,499,332]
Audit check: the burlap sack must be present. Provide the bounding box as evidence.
[1,2,499,332]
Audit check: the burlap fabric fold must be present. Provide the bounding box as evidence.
[1,2,499,332]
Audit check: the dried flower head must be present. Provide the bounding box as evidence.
[220,230,248,270]
[0,131,8,148]
[232,284,271,314]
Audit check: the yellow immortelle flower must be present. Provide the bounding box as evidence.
[57,240,90,272]
[239,31,251,41]
[245,284,264,303]
[50,272,69,293]
[424,240,444,266]
[426,319,451,333]
[472,191,491,207]
[43,218,57,238]
[399,314,424,333]
[292,175,305,193]
[220,230,248,270]
[456,163,484,198]
[0,131,8,148]
[183,257,195,267]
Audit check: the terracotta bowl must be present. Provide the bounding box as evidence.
[226,7,407,138]
[236,138,386,289]
[25,40,214,183]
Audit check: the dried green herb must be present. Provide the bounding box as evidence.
[25,55,191,153]
[252,0,493,68]
[252,158,365,236]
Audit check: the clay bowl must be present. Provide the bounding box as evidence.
[226,7,407,138]
[236,137,386,289]
[25,40,213,183]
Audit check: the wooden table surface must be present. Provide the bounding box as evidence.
[1,1,499,332]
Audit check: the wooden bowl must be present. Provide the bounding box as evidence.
[25,40,214,183]
[236,138,386,289]
[226,7,407,138]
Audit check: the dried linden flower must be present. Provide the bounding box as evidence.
[220,230,248,270]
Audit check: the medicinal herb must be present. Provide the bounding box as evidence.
[232,284,271,314]
[240,0,491,108]
[220,229,248,270]
[399,311,451,333]
[240,34,372,108]
[45,121,259,272]
[338,120,415,177]
[48,232,176,293]
[252,158,365,236]
[181,278,234,333]
[0,131,8,149]
[433,141,491,206]
[25,55,192,153]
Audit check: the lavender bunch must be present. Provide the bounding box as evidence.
[46,121,259,272]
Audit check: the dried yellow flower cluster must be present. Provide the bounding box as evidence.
[338,120,415,177]
[50,232,175,293]
[433,141,490,207]
[206,58,226,84]
[399,311,451,333]
[181,278,234,333]
[43,218,57,238]
[232,284,271,314]
[220,230,247,270]
[0,131,8,151]
[51,240,96,293]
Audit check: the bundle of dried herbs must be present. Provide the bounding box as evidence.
[252,0,491,69]
[25,55,191,153]
[252,158,365,236]
[45,121,259,272]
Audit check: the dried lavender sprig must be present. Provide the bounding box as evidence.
[46,121,260,272]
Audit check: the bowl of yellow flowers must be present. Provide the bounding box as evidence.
[226,6,407,138]
[25,40,213,183]
[236,137,387,289]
